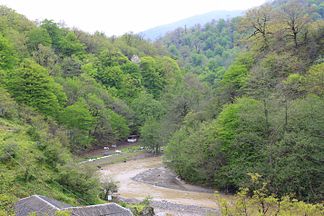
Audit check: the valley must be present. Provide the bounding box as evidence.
[0,0,323,215]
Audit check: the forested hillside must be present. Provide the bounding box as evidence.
[161,0,324,202]
[0,0,323,214]
[0,5,184,214]
[141,10,242,41]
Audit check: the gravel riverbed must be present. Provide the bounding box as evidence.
[100,156,225,215]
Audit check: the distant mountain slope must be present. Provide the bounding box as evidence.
[140,10,243,40]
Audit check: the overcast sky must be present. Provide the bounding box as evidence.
[1,0,266,35]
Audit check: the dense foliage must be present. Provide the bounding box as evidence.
[0,5,183,214]
[164,0,324,203]
[0,0,323,214]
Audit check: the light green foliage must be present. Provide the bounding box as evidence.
[57,74,133,145]
[140,118,162,154]
[40,19,64,50]
[1,1,323,212]
[306,63,324,96]
[6,59,64,117]
[57,164,100,204]
[59,100,94,150]
[26,27,52,51]
[122,196,153,216]
[164,0,323,203]
[0,194,16,215]
[131,92,164,127]
[58,32,85,56]
[55,211,72,216]
[81,62,97,77]
[0,5,185,213]
[220,53,254,102]
[0,113,96,211]
[140,56,165,98]
[96,65,124,88]
[216,174,323,216]
[60,100,94,131]
[0,6,34,33]
[93,52,143,99]
[157,56,182,85]
[0,35,17,70]
[165,97,266,187]
[105,109,130,141]
[0,87,18,119]
[165,113,214,183]
[97,50,129,67]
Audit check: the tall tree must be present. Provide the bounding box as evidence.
[242,4,273,49]
[7,59,63,116]
[279,0,310,48]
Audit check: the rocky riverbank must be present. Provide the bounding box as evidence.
[132,166,214,193]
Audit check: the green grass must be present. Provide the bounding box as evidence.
[79,149,145,168]
[0,118,82,212]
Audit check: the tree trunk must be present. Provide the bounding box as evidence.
[263,99,269,134]
[284,99,288,131]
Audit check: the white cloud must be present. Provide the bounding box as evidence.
[0,0,266,35]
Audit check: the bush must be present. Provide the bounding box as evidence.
[0,193,17,215]
[0,87,18,119]
[57,164,100,204]
[0,143,18,163]
[216,174,323,216]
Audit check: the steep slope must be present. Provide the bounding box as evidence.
[161,0,324,202]
[0,5,183,214]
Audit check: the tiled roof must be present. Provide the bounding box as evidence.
[37,195,72,209]
[15,195,59,216]
[66,203,133,216]
[15,195,133,216]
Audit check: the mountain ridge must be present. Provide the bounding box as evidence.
[140,10,243,40]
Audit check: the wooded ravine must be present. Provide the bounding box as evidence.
[0,0,323,215]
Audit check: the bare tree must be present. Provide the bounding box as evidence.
[279,0,310,48]
[242,4,273,49]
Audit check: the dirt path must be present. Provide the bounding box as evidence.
[100,156,222,215]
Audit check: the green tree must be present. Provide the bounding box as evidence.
[59,100,95,150]
[61,56,82,77]
[269,95,324,202]
[7,59,62,116]
[0,35,17,70]
[58,164,100,204]
[140,57,165,98]
[58,32,85,56]
[40,19,64,51]
[278,0,311,48]
[131,92,164,125]
[306,63,324,96]
[165,113,215,183]
[26,27,52,51]
[140,118,162,155]
[219,53,253,103]
[32,44,59,75]
[241,4,273,49]
[0,87,18,119]
[59,99,94,131]
[212,97,267,191]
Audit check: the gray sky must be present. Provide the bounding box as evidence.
[0,0,266,35]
